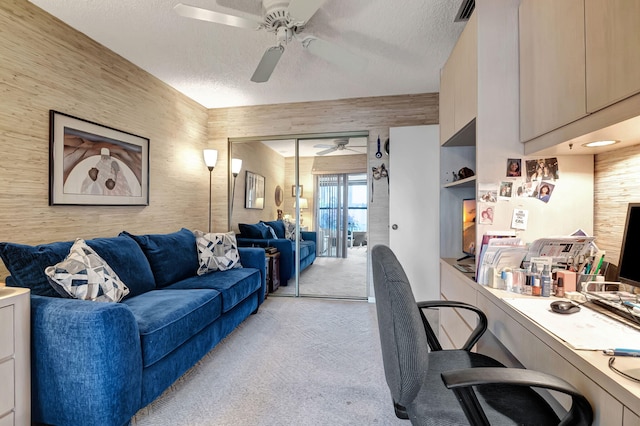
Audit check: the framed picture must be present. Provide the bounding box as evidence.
[245,171,265,209]
[292,185,303,197]
[49,110,149,206]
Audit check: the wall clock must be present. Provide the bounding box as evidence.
[275,185,283,206]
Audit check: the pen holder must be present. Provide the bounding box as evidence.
[577,274,621,292]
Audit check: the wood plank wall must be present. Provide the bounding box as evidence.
[208,94,440,256]
[0,1,209,279]
[594,144,640,267]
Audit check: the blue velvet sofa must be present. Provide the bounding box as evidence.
[236,220,316,285]
[0,228,266,426]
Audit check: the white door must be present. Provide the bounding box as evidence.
[389,125,440,301]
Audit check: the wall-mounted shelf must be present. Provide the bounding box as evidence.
[443,176,476,189]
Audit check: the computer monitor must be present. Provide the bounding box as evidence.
[617,203,640,289]
[461,198,476,260]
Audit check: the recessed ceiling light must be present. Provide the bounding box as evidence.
[582,140,620,148]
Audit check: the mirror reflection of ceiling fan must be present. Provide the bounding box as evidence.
[314,139,367,156]
[174,0,367,83]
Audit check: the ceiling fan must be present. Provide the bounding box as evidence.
[314,139,366,156]
[174,0,367,83]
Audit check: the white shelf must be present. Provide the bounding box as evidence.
[443,176,476,189]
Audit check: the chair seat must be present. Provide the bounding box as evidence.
[408,350,560,426]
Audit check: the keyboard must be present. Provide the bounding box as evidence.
[583,292,640,331]
[453,263,475,274]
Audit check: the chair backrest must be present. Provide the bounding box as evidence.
[371,244,430,408]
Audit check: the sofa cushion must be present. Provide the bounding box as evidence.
[238,223,269,239]
[0,235,155,298]
[0,240,73,297]
[45,239,130,302]
[86,235,156,298]
[121,289,222,368]
[164,268,261,313]
[122,228,199,288]
[261,220,285,239]
[194,230,242,275]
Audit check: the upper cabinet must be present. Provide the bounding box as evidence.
[440,13,477,146]
[519,0,586,142]
[519,0,640,146]
[585,0,640,113]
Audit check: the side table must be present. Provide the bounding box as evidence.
[0,286,30,426]
[266,251,281,294]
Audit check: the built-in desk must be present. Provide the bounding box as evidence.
[440,259,640,426]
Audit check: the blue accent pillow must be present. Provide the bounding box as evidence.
[261,220,285,239]
[0,240,73,297]
[238,223,269,239]
[121,228,199,288]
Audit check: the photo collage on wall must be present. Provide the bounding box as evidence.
[507,157,559,203]
[477,157,560,227]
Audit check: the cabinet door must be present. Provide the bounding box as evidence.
[585,0,640,113]
[454,12,477,132]
[439,58,455,145]
[519,0,587,141]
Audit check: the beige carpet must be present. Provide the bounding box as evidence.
[275,246,368,299]
[131,297,405,426]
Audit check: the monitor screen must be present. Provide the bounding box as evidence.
[617,203,640,288]
[462,198,476,256]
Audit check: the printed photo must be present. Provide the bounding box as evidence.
[506,159,521,177]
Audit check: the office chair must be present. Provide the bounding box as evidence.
[371,245,593,425]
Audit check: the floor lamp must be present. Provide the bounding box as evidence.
[203,149,218,233]
[230,158,242,219]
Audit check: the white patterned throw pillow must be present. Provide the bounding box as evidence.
[45,239,130,302]
[194,231,242,275]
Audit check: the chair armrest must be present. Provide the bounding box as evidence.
[30,295,142,425]
[441,367,593,426]
[417,300,488,351]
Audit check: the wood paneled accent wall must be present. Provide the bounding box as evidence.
[594,144,640,267]
[208,94,439,253]
[0,1,209,278]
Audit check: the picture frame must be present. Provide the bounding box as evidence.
[292,185,303,197]
[245,171,265,209]
[49,110,149,206]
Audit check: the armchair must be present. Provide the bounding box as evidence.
[371,244,593,425]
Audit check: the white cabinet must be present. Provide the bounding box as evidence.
[519,0,587,142]
[0,288,30,426]
[439,13,477,145]
[585,0,640,113]
[519,0,640,149]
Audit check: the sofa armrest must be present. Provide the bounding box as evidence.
[301,231,316,243]
[238,247,267,304]
[30,295,142,426]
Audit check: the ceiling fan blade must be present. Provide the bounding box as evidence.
[174,3,262,30]
[313,144,334,148]
[287,0,327,25]
[317,146,337,156]
[251,45,285,83]
[302,37,367,73]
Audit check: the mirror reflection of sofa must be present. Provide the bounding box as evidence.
[236,221,316,285]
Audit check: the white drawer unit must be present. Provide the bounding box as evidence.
[0,287,30,426]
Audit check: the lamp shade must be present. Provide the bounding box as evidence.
[295,198,309,209]
[203,149,218,168]
[231,158,243,175]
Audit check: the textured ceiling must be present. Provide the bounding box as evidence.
[28,0,466,109]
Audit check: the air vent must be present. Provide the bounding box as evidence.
[454,0,475,22]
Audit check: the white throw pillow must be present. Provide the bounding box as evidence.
[45,239,130,302]
[194,230,242,275]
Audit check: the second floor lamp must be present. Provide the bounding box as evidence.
[203,149,218,233]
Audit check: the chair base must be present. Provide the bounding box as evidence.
[393,401,409,420]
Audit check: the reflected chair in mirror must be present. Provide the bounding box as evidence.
[371,245,593,425]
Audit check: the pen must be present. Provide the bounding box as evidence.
[603,348,640,357]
